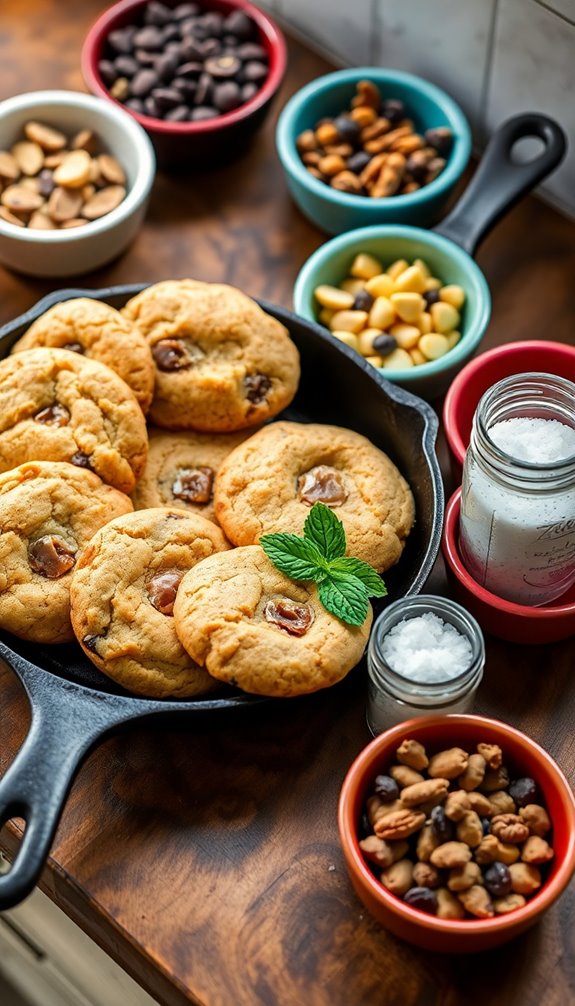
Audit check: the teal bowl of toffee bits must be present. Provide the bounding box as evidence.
[275,67,472,234]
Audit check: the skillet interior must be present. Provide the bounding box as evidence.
[0,284,443,705]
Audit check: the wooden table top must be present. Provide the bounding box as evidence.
[1,3,574,1004]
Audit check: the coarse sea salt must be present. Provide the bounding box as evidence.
[381,612,472,683]
[489,417,575,465]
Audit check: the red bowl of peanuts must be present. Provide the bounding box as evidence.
[338,714,575,952]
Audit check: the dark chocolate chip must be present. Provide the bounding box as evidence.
[98,59,118,86]
[130,68,159,98]
[241,83,258,103]
[190,106,218,121]
[114,55,139,78]
[71,451,93,470]
[423,289,440,309]
[173,78,197,100]
[144,96,161,118]
[172,467,214,504]
[383,99,406,125]
[334,115,361,145]
[173,3,200,20]
[352,289,374,312]
[133,26,165,50]
[194,72,214,105]
[424,126,453,157]
[164,105,189,122]
[107,29,135,54]
[236,42,267,61]
[34,403,70,426]
[201,38,222,58]
[181,37,206,61]
[244,372,271,404]
[175,61,204,79]
[144,1,172,26]
[372,334,398,357]
[83,634,101,653]
[126,98,145,113]
[134,48,159,66]
[224,11,255,40]
[152,87,183,110]
[241,60,268,84]
[156,52,180,81]
[152,338,191,371]
[213,81,241,113]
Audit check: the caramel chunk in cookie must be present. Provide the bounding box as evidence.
[0,461,132,643]
[12,298,154,412]
[214,422,414,572]
[121,280,300,431]
[173,545,371,697]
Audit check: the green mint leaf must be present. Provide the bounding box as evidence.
[328,556,388,597]
[303,502,346,561]
[260,532,327,581]
[318,575,370,626]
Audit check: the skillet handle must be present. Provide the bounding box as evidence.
[0,648,137,910]
[434,113,566,257]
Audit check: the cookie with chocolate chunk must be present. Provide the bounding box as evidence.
[11,298,155,413]
[173,545,372,697]
[214,422,415,572]
[131,427,254,523]
[121,280,300,431]
[70,508,229,698]
[0,461,132,644]
[0,347,148,494]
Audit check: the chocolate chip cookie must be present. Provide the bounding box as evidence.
[173,545,372,697]
[70,508,229,698]
[132,427,256,523]
[121,280,300,431]
[214,422,415,573]
[11,298,155,413]
[0,461,132,644]
[0,347,148,494]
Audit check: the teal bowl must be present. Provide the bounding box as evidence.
[276,67,472,234]
[293,225,491,401]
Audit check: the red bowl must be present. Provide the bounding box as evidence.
[81,0,287,168]
[338,714,575,953]
[443,341,575,483]
[442,488,575,644]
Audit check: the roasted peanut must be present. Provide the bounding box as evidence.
[413,862,441,889]
[458,754,486,791]
[436,887,465,920]
[444,790,472,822]
[400,778,449,808]
[374,808,426,841]
[430,842,472,870]
[489,790,516,815]
[519,804,551,836]
[475,835,520,866]
[481,767,510,793]
[389,764,424,789]
[381,858,414,896]
[509,863,542,895]
[494,893,526,914]
[456,811,483,848]
[467,791,494,816]
[458,885,494,919]
[416,824,440,863]
[396,739,429,771]
[428,748,469,780]
[447,861,482,892]
[521,836,554,864]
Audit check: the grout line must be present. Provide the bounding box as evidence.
[532,0,575,27]
[477,0,501,146]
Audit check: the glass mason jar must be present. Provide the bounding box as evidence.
[459,372,575,606]
[366,595,485,736]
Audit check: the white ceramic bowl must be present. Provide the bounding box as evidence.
[0,90,155,277]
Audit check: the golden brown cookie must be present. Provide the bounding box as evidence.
[214,422,415,573]
[0,461,132,644]
[11,298,155,413]
[0,347,148,494]
[173,545,372,697]
[131,427,254,523]
[121,280,300,431]
[70,508,229,698]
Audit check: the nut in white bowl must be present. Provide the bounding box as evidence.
[0,90,155,277]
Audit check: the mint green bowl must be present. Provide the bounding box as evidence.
[293,225,491,401]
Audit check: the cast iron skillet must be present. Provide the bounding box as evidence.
[0,292,443,909]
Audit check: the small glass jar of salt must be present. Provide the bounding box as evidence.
[366,595,485,735]
[460,372,575,606]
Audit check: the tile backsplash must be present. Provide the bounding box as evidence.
[263,0,574,218]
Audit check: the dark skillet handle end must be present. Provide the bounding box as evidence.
[434,113,567,257]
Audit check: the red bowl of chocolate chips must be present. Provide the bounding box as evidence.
[82,0,287,168]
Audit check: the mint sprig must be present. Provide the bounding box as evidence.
[260,502,387,626]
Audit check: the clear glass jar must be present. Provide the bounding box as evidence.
[366,595,485,736]
[459,372,575,606]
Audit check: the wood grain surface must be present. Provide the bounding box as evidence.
[1,3,575,1005]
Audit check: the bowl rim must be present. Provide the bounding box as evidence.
[293,224,492,381]
[0,89,155,243]
[442,488,575,619]
[443,340,575,467]
[276,66,472,211]
[81,0,287,135]
[338,713,575,936]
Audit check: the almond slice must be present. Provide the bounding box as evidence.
[0,151,20,182]
[29,210,57,229]
[97,153,126,185]
[1,184,44,214]
[71,129,97,153]
[60,218,87,228]
[24,121,67,152]
[47,186,83,222]
[0,205,25,227]
[11,141,44,176]
[81,185,126,219]
[53,150,92,188]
